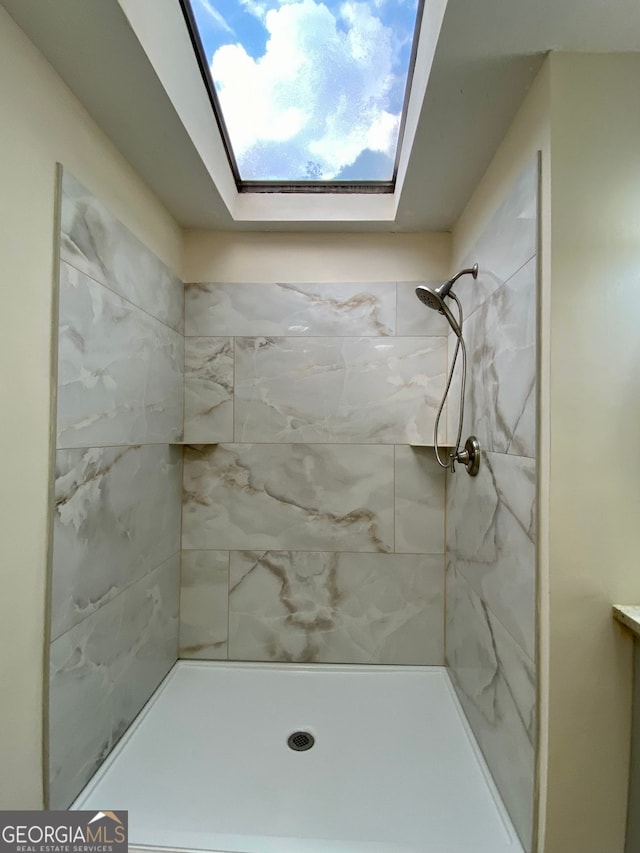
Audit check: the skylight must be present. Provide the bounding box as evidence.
[181,0,423,191]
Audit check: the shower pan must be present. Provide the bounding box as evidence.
[71,661,524,853]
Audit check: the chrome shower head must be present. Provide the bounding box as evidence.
[415,263,479,310]
[415,283,462,336]
[415,284,447,313]
[415,264,478,334]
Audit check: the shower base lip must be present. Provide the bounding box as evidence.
[72,661,524,853]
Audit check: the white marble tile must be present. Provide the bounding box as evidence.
[57,262,183,447]
[182,443,394,553]
[61,172,183,333]
[446,450,536,660]
[51,444,182,640]
[394,446,446,553]
[446,564,535,851]
[456,159,538,320]
[179,551,229,660]
[184,337,234,443]
[462,257,536,457]
[185,282,396,337]
[396,282,451,336]
[234,336,446,444]
[49,554,179,809]
[229,551,443,664]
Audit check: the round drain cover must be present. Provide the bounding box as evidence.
[287,731,315,752]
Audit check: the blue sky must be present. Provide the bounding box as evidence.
[190,0,420,181]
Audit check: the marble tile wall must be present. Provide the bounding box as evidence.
[180,280,449,665]
[182,443,395,553]
[445,158,538,851]
[183,284,449,445]
[184,337,233,443]
[57,262,183,447]
[61,172,183,333]
[51,444,182,640]
[48,172,183,809]
[233,336,446,444]
[229,551,444,665]
[49,554,179,809]
[446,565,535,843]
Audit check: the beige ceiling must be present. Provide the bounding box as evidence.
[3,0,640,232]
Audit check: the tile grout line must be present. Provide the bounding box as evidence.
[59,256,183,337]
[232,336,237,442]
[460,251,537,325]
[226,551,231,662]
[180,547,446,557]
[393,444,397,554]
[50,547,182,645]
[181,283,187,443]
[454,566,535,669]
[58,440,471,451]
[58,442,534,462]
[184,332,448,339]
[178,280,186,660]
[394,280,398,336]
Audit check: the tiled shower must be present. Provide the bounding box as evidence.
[48,160,538,850]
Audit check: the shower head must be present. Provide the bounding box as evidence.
[415,263,478,334]
[415,285,447,312]
[416,263,479,310]
[416,284,462,335]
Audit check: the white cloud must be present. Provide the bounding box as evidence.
[239,0,300,14]
[238,0,268,18]
[212,40,308,154]
[211,0,401,179]
[194,0,234,33]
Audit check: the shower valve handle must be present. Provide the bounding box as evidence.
[452,436,481,477]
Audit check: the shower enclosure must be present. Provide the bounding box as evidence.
[47,158,538,852]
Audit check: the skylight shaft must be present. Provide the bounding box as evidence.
[181,0,422,190]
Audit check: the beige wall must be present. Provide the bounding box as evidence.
[544,52,640,853]
[183,230,450,283]
[0,7,182,808]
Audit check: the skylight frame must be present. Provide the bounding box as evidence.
[179,0,426,194]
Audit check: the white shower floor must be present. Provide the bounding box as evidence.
[72,662,524,853]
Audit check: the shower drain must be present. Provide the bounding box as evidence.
[287,731,315,752]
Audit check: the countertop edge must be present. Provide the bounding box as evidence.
[613,605,640,638]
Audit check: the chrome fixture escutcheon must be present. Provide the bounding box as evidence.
[452,436,480,477]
